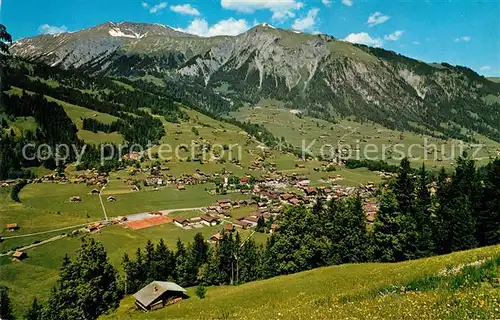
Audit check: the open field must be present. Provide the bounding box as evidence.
[102,245,500,320]
[232,100,500,168]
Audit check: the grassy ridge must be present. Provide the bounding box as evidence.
[102,245,500,320]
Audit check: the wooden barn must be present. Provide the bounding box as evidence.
[133,281,186,311]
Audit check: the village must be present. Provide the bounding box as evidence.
[2,153,391,264]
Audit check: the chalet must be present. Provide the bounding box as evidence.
[253,208,269,215]
[239,176,250,184]
[223,224,235,232]
[281,193,293,201]
[217,199,231,205]
[6,223,18,231]
[12,251,26,261]
[123,152,142,161]
[200,215,219,227]
[234,220,252,229]
[220,202,232,210]
[289,198,300,206]
[106,196,116,202]
[189,217,202,224]
[87,222,101,232]
[70,196,81,203]
[173,217,189,228]
[209,232,223,243]
[176,185,186,191]
[296,164,306,169]
[116,216,128,222]
[305,187,318,196]
[90,189,100,195]
[240,215,260,226]
[133,281,186,311]
[215,207,226,215]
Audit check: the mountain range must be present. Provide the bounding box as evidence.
[10,21,500,141]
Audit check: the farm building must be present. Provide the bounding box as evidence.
[69,196,81,202]
[6,223,18,231]
[200,215,219,227]
[87,222,101,232]
[12,251,26,260]
[173,217,189,228]
[234,220,252,229]
[176,185,185,190]
[107,196,116,202]
[90,189,100,195]
[209,232,223,243]
[133,281,186,311]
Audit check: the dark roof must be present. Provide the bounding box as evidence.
[173,217,188,224]
[200,215,218,223]
[133,281,186,307]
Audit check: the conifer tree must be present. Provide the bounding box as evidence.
[45,237,120,320]
[477,159,500,245]
[0,286,13,320]
[24,297,43,320]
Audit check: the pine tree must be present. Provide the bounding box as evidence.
[0,24,12,54]
[413,163,434,257]
[433,167,452,254]
[24,297,43,320]
[395,158,414,215]
[477,159,500,245]
[372,190,405,262]
[339,196,369,263]
[448,154,478,251]
[45,237,121,320]
[191,233,209,270]
[0,286,13,320]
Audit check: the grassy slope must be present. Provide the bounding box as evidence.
[0,223,268,317]
[487,77,500,83]
[232,100,500,169]
[6,86,124,145]
[102,245,500,320]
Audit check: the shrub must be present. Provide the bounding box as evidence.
[195,284,206,299]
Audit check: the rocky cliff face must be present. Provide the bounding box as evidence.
[10,22,500,140]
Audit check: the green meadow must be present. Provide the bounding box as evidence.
[101,245,500,320]
[232,100,500,168]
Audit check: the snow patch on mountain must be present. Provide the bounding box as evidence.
[108,28,145,39]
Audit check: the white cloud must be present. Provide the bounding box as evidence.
[384,30,404,41]
[412,40,420,45]
[454,36,470,42]
[148,2,168,13]
[170,4,200,16]
[480,66,491,71]
[179,17,250,37]
[142,2,149,8]
[39,24,68,35]
[342,0,353,6]
[221,0,303,21]
[292,8,320,31]
[367,12,390,27]
[322,0,331,7]
[344,32,383,47]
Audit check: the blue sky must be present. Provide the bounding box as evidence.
[1,0,499,76]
